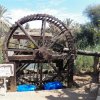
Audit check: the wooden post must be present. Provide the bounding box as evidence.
[40,63,43,88]
[9,62,16,92]
[93,56,99,74]
[56,60,63,76]
[37,63,39,81]
[3,78,7,95]
[67,56,74,87]
[93,56,99,83]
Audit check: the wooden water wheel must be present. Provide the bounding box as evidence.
[3,14,76,91]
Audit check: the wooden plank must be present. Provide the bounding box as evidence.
[13,35,52,40]
[8,55,34,60]
[7,48,35,52]
[8,54,67,61]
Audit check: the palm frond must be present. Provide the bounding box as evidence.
[0,5,7,18]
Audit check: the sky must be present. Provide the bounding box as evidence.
[0,0,100,27]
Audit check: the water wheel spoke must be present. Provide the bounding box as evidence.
[49,31,65,48]
[51,74,63,81]
[52,31,63,41]
[16,63,26,72]
[41,19,46,46]
[49,63,58,73]
[63,55,72,70]
[16,63,30,75]
[16,22,39,48]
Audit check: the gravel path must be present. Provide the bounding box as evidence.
[0,87,98,100]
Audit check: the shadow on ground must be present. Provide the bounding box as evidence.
[45,87,98,100]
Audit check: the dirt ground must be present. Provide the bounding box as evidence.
[0,75,98,100]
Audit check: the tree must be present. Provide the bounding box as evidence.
[0,5,10,37]
[85,4,100,28]
[47,18,80,38]
[63,18,73,29]
[75,22,100,49]
[0,5,11,63]
[76,4,100,49]
[0,5,7,18]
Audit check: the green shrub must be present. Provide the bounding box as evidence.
[75,44,100,72]
[75,55,93,72]
[0,50,3,63]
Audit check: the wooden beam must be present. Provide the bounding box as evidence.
[8,48,35,52]
[8,54,67,61]
[64,48,100,57]
[41,19,46,46]
[13,35,52,40]
[8,55,34,60]
[8,48,100,57]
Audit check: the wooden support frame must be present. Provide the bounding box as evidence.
[9,62,16,92]
[3,14,76,90]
